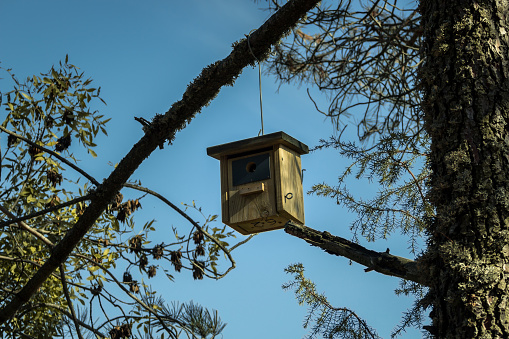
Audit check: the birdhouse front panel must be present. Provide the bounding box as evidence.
[227,150,276,225]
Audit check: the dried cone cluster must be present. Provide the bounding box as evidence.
[122,272,132,284]
[170,250,182,272]
[129,281,139,294]
[109,323,132,339]
[62,109,74,125]
[193,230,205,257]
[45,115,54,128]
[128,235,142,254]
[7,134,18,148]
[152,244,164,260]
[46,169,62,187]
[139,254,148,270]
[98,238,110,246]
[116,199,141,223]
[55,134,71,152]
[193,230,204,244]
[111,192,123,210]
[28,144,42,158]
[148,265,157,278]
[193,261,205,280]
[122,271,139,294]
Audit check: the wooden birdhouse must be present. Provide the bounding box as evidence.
[207,131,308,235]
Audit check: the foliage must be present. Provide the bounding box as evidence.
[266,0,422,141]
[311,132,431,251]
[0,60,237,338]
[283,263,379,339]
[0,58,109,337]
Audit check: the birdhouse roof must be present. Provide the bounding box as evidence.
[207,131,309,160]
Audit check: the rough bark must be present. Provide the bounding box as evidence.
[0,0,321,324]
[285,222,427,285]
[419,0,509,336]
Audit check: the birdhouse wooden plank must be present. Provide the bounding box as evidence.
[207,131,308,235]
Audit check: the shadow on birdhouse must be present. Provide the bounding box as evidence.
[207,131,308,235]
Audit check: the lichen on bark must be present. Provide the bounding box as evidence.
[420,0,509,336]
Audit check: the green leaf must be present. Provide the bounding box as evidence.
[21,92,32,100]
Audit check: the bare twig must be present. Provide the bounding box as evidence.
[26,303,108,338]
[59,264,84,339]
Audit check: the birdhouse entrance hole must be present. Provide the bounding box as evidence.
[232,152,271,186]
[207,132,308,235]
[246,162,256,172]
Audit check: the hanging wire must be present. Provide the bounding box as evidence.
[247,30,264,136]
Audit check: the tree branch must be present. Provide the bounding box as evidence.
[59,264,84,339]
[284,221,428,286]
[0,194,93,228]
[72,253,180,336]
[0,0,322,323]
[0,125,100,187]
[124,183,236,278]
[28,303,108,338]
[0,204,54,248]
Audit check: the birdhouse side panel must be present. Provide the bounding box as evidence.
[227,152,277,224]
[274,145,305,224]
[219,155,230,225]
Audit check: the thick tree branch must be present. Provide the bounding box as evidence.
[284,221,428,286]
[0,0,321,324]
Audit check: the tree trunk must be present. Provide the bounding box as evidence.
[420,0,509,337]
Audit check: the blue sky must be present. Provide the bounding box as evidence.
[1,1,423,338]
